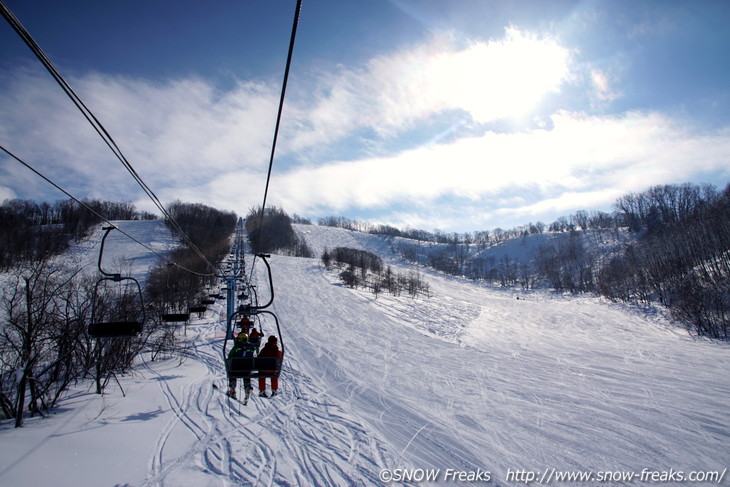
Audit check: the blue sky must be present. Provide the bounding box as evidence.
[1,0,729,233]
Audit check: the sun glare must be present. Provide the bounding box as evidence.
[433,27,571,122]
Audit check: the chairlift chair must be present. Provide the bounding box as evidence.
[223,254,283,379]
[225,310,283,379]
[88,227,145,338]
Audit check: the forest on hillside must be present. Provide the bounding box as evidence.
[0,198,156,270]
[0,199,235,426]
[322,246,431,299]
[245,205,313,258]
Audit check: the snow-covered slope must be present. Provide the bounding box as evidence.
[1,223,729,487]
[60,219,180,284]
[295,223,396,260]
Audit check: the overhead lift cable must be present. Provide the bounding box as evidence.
[250,0,303,277]
[0,1,216,275]
[260,0,303,214]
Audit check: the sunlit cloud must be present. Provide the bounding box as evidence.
[288,27,572,151]
[438,27,572,121]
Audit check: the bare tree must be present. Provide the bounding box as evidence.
[0,260,79,426]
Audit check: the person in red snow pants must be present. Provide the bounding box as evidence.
[258,335,283,397]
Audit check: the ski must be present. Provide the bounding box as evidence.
[212,383,249,406]
[243,388,252,405]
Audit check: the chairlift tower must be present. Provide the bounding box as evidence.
[226,222,246,323]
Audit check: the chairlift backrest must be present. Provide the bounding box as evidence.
[162,312,190,323]
[89,275,145,338]
[89,320,143,338]
[226,357,282,378]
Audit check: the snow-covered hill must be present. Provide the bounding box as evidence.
[1,221,729,487]
[43,219,181,288]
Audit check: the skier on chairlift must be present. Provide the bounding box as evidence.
[238,315,254,335]
[257,335,283,397]
[226,333,255,399]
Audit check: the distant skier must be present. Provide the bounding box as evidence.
[227,333,255,399]
[257,335,283,397]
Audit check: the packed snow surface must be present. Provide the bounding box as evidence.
[1,221,728,486]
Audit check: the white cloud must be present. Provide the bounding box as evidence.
[2,26,729,233]
[0,67,281,204]
[0,185,17,201]
[76,74,281,179]
[268,110,730,230]
[590,69,621,103]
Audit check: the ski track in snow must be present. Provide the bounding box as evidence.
[128,274,393,486]
[1,221,729,487]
